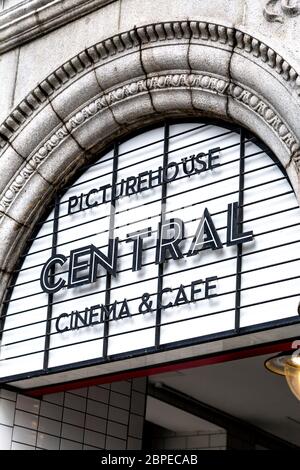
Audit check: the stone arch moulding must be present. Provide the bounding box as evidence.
[0,20,300,309]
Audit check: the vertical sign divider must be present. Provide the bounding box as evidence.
[43,196,59,370]
[103,142,119,358]
[235,127,245,333]
[155,122,169,347]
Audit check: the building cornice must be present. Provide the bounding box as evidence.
[0,0,115,55]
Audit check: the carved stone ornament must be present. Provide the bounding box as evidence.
[264,0,300,23]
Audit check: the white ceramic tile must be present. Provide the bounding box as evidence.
[128,414,144,439]
[130,391,145,416]
[0,398,15,426]
[43,393,64,405]
[63,407,85,427]
[107,420,127,440]
[108,406,129,425]
[210,433,227,448]
[64,393,86,412]
[110,381,131,396]
[0,424,13,450]
[85,414,106,434]
[38,416,61,436]
[97,383,110,390]
[61,423,84,443]
[127,437,142,450]
[11,442,35,450]
[12,425,37,446]
[40,401,63,421]
[69,388,88,398]
[16,395,40,415]
[186,434,210,449]
[132,378,147,393]
[83,429,105,448]
[60,439,82,450]
[109,392,130,410]
[106,435,126,450]
[86,400,108,419]
[37,432,60,450]
[163,436,186,449]
[88,386,109,403]
[15,410,38,430]
[0,389,17,401]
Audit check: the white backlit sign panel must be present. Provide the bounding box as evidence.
[1,121,300,388]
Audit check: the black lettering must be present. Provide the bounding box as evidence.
[137,171,150,192]
[56,313,69,333]
[155,218,184,264]
[101,183,112,203]
[91,240,118,279]
[40,254,67,294]
[208,147,220,169]
[174,284,189,306]
[205,276,218,298]
[159,287,173,309]
[68,246,93,287]
[85,188,99,208]
[125,176,137,196]
[195,153,207,173]
[163,162,179,183]
[114,179,124,199]
[68,195,79,215]
[101,301,117,322]
[182,156,195,175]
[89,305,100,325]
[226,202,253,246]
[188,208,222,256]
[118,299,131,318]
[74,309,88,329]
[126,227,152,271]
[149,167,163,188]
[191,279,204,302]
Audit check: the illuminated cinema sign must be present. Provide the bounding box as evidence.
[1,120,300,389]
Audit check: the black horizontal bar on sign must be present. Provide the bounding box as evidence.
[57,122,212,191]
[0,290,299,363]
[9,187,295,282]
[2,271,300,349]
[61,125,240,193]
[20,159,279,260]
[3,255,300,336]
[31,135,247,240]
[5,214,300,310]
[57,134,252,209]
[27,145,267,252]
[5,200,300,304]
[38,127,240,225]
[57,123,214,195]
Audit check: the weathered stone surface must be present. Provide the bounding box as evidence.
[0,48,19,124]
[94,51,145,91]
[10,104,62,159]
[0,145,24,195]
[3,170,51,226]
[13,0,120,105]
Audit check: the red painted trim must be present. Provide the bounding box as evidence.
[26,339,293,397]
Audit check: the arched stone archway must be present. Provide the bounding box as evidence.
[0,19,300,308]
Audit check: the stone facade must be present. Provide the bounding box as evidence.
[0,0,300,450]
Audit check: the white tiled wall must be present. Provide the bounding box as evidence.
[150,427,227,450]
[0,377,147,450]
